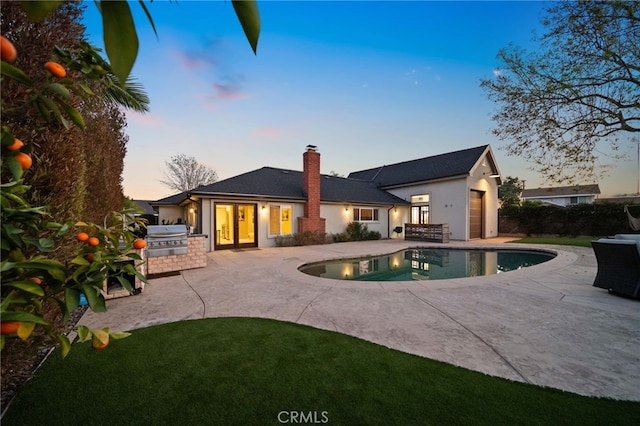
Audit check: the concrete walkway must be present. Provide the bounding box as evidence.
[79,239,640,401]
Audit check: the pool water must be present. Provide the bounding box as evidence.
[299,248,556,281]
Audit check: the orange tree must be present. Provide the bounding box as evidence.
[1,34,148,355]
[1,1,260,356]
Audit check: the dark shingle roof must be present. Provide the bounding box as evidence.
[522,184,601,198]
[187,167,408,205]
[348,145,489,187]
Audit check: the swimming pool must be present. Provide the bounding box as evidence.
[299,248,556,281]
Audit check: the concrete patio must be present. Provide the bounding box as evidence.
[79,238,640,401]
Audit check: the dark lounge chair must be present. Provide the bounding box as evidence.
[591,236,640,299]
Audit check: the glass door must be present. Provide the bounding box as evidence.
[215,204,235,249]
[236,204,256,247]
[214,203,258,250]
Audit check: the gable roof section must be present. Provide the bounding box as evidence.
[348,145,490,187]
[522,184,601,199]
[169,167,407,205]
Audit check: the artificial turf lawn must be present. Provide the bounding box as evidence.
[508,236,600,247]
[3,318,639,425]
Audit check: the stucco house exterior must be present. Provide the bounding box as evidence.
[151,145,502,252]
[521,184,601,206]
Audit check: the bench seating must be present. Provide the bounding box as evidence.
[591,234,640,299]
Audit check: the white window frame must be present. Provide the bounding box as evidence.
[353,207,379,222]
[268,204,293,237]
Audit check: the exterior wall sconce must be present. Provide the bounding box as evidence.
[345,207,349,212]
[189,208,195,214]
[261,205,266,210]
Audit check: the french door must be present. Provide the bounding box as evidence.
[214,203,257,250]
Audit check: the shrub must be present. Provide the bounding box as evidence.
[499,203,632,236]
[274,231,328,247]
[344,222,382,241]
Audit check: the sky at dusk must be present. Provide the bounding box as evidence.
[81,1,637,200]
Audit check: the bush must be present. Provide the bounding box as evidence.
[499,203,632,236]
[344,222,382,241]
[274,231,328,247]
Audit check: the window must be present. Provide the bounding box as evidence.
[411,194,430,203]
[353,207,379,222]
[411,206,429,224]
[269,205,292,236]
[411,193,430,224]
[570,196,589,204]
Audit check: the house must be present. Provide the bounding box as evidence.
[521,184,601,206]
[152,145,502,252]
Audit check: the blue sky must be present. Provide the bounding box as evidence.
[81,1,636,200]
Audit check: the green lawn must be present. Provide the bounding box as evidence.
[3,318,638,425]
[508,236,600,247]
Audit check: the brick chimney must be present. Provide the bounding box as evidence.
[298,145,326,234]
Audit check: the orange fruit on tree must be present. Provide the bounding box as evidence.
[76,232,89,242]
[44,61,66,78]
[15,152,32,170]
[27,277,43,285]
[6,138,24,151]
[133,239,147,249]
[1,321,20,335]
[92,336,109,350]
[87,237,99,247]
[1,36,17,62]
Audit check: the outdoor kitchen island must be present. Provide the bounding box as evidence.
[146,224,208,277]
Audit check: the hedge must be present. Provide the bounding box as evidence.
[499,203,637,237]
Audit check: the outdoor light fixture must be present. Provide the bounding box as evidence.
[483,172,501,178]
[345,207,349,212]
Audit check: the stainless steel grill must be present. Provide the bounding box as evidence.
[146,224,188,257]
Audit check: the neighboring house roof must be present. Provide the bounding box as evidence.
[132,199,158,215]
[348,145,493,187]
[155,167,409,206]
[522,184,601,199]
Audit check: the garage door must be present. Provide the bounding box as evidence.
[469,190,484,239]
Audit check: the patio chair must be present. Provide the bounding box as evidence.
[591,238,640,299]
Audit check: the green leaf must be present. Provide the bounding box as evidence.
[232,0,261,54]
[101,0,138,84]
[109,331,131,340]
[56,334,71,359]
[19,1,63,21]
[58,100,85,129]
[17,321,36,341]
[78,82,95,95]
[1,62,33,86]
[65,287,80,316]
[0,311,49,325]
[3,281,45,297]
[137,0,158,39]
[40,95,70,129]
[47,82,71,99]
[5,155,24,180]
[116,275,134,293]
[76,325,90,342]
[82,285,106,313]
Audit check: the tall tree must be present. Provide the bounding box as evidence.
[160,154,218,193]
[481,1,639,184]
[498,176,525,207]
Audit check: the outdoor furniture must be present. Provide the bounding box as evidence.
[591,235,640,299]
[404,223,450,243]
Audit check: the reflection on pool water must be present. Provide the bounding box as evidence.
[299,248,556,281]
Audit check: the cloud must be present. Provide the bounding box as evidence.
[252,127,282,139]
[211,82,248,100]
[176,49,216,71]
